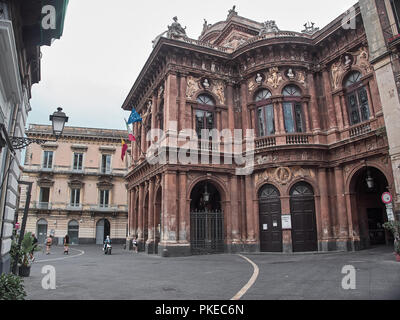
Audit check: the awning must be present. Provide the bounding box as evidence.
[40,0,69,46]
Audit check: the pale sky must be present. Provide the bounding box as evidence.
[28,0,357,131]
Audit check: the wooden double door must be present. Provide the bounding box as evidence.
[290,182,318,252]
[259,185,282,252]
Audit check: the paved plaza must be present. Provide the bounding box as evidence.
[23,244,400,300]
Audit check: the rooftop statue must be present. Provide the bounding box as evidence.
[301,22,319,35]
[259,20,280,35]
[228,5,238,17]
[167,16,187,39]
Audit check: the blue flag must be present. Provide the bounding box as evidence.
[127,108,142,124]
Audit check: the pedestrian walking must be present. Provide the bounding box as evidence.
[64,234,70,255]
[132,236,138,253]
[46,234,53,255]
[30,233,38,262]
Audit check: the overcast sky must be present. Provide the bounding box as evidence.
[28,0,357,131]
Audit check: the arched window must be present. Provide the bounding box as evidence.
[195,94,215,138]
[255,89,272,102]
[344,71,370,125]
[254,89,274,137]
[282,85,304,133]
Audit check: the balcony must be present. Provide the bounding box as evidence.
[66,204,83,211]
[33,202,52,210]
[91,205,119,212]
[255,136,276,149]
[286,133,310,145]
[349,122,371,138]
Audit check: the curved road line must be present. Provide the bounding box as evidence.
[34,248,85,263]
[231,254,259,300]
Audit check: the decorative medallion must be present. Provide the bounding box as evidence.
[275,167,292,185]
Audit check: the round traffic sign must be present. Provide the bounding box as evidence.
[381,192,392,204]
[15,222,20,230]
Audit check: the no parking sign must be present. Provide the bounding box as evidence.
[381,192,392,205]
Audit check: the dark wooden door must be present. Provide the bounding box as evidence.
[259,185,282,252]
[290,183,318,252]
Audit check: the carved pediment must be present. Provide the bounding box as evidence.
[37,178,54,187]
[68,179,84,188]
[97,180,114,189]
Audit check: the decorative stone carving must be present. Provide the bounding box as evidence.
[266,67,283,89]
[158,86,164,98]
[167,17,187,39]
[331,60,343,90]
[255,73,263,85]
[297,70,306,86]
[202,78,210,89]
[302,22,319,35]
[354,46,373,73]
[248,79,257,92]
[259,21,280,35]
[222,36,247,50]
[212,80,225,104]
[275,167,292,185]
[186,77,200,99]
[286,68,295,80]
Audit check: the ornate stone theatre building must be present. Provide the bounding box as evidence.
[123,4,397,256]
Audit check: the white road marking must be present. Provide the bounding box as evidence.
[34,248,85,263]
[231,254,259,300]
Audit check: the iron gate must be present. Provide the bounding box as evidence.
[190,209,224,255]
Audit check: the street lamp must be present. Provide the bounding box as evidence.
[10,108,68,150]
[50,107,69,139]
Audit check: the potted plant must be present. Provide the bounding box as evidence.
[383,221,400,262]
[0,273,26,300]
[18,232,36,277]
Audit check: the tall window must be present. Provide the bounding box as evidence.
[100,190,110,208]
[101,154,111,174]
[391,0,400,31]
[39,187,50,208]
[345,71,370,126]
[43,151,53,169]
[255,89,274,136]
[159,100,164,131]
[73,153,83,171]
[196,94,215,138]
[70,188,81,207]
[282,85,304,133]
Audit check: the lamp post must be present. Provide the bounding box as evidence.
[10,108,69,150]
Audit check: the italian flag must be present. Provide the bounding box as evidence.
[121,139,128,161]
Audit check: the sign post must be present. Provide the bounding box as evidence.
[382,192,395,222]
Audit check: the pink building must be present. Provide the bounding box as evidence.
[18,125,129,245]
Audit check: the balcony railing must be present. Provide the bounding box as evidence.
[255,136,276,149]
[384,22,400,46]
[67,204,83,211]
[33,202,52,210]
[286,134,310,145]
[349,122,371,138]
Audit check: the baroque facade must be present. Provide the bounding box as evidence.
[18,125,129,246]
[123,4,397,256]
[0,0,68,273]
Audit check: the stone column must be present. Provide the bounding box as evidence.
[179,74,187,131]
[318,168,333,251]
[137,184,144,250]
[230,174,241,251]
[302,98,311,132]
[227,83,235,133]
[307,72,321,132]
[240,82,250,131]
[364,80,375,119]
[245,175,256,251]
[322,68,338,130]
[159,171,189,257]
[333,94,344,129]
[335,166,350,250]
[339,93,350,128]
[145,179,155,254]
[178,171,189,244]
[140,122,146,157]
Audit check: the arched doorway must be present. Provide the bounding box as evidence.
[37,219,48,245]
[96,219,110,245]
[190,181,223,255]
[258,184,282,252]
[290,182,318,252]
[68,220,79,245]
[349,166,391,248]
[154,187,162,254]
